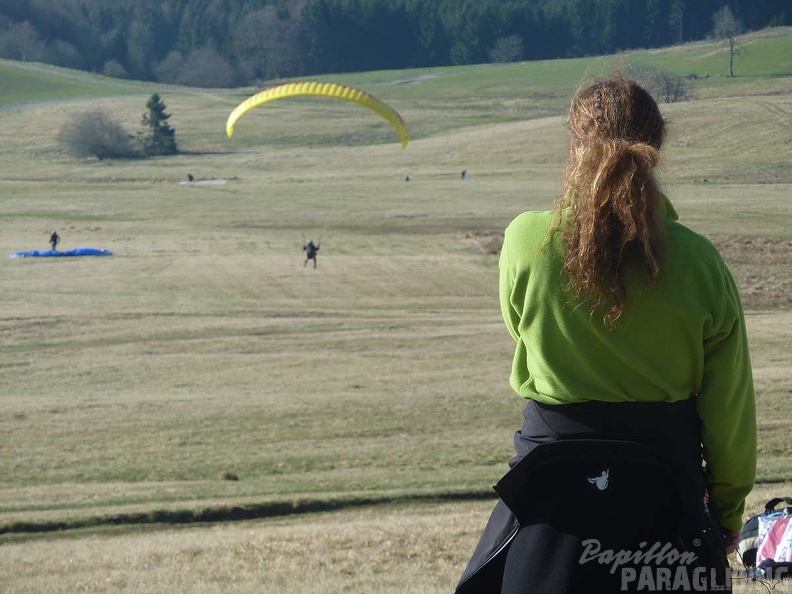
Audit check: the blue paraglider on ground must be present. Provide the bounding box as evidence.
[10,248,112,258]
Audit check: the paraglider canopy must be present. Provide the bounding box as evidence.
[226,82,409,149]
[10,247,112,258]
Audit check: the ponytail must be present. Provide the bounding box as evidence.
[556,79,666,327]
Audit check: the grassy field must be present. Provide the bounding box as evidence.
[1,26,791,593]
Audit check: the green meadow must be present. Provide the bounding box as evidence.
[1,26,791,593]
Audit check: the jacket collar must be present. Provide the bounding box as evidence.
[659,192,679,221]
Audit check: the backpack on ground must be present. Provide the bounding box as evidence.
[738,496,792,579]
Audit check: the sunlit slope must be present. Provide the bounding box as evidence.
[631,26,792,79]
[3,26,791,119]
[0,60,152,107]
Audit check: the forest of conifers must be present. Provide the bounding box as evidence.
[0,0,788,86]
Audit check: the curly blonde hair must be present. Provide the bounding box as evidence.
[556,77,666,327]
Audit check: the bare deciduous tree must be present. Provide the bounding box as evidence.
[155,46,237,88]
[102,59,128,79]
[233,6,302,82]
[0,21,48,62]
[488,35,524,64]
[711,6,743,77]
[126,19,155,77]
[153,51,184,83]
[233,7,274,80]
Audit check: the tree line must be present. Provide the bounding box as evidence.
[0,0,787,87]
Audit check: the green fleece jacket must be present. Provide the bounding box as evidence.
[499,198,756,531]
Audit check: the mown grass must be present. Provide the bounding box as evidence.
[0,25,790,594]
[2,494,792,593]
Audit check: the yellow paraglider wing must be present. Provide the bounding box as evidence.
[226,82,409,149]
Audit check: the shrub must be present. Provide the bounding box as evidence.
[657,71,690,103]
[102,59,128,79]
[58,110,138,160]
[625,64,691,103]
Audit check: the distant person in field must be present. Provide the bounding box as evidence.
[49,231,60,251]
[460,169,468,181]
[303,239,320,269]
[455,77,756,594]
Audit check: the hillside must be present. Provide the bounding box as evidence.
[0,23,789,576]
[0,61,146,108]
[2,26,790,121]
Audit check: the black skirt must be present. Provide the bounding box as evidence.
[455,397,730,594]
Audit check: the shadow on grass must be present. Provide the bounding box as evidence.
[0,490,497,536]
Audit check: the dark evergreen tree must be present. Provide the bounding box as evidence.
[140,94,177,156]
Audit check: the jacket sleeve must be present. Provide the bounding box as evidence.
[696,264,757,532]
[499,231,520,343]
